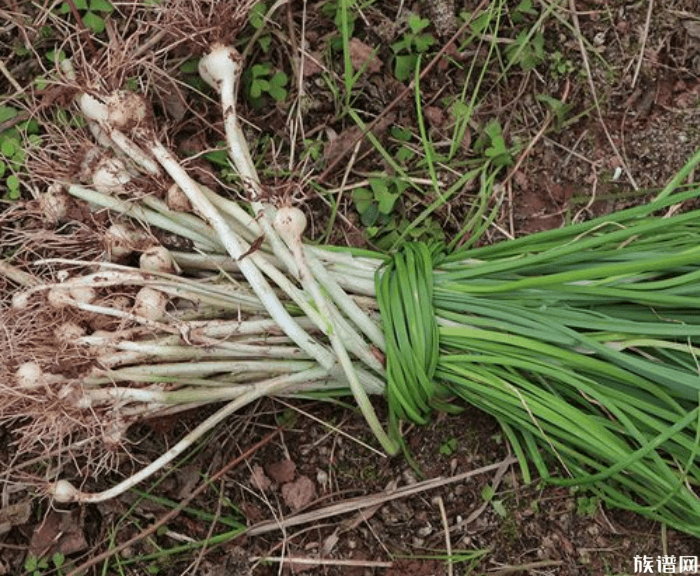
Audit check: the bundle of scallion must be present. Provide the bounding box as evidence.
[2,27,700,538]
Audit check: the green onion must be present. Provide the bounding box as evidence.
[5,48,700,538]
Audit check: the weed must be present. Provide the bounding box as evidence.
[537,94,574,131]
[511,0,538,22]
[59,0,115,35]
[24,552,66,576]
[439,437,459,456]
[248,2,273,52]
[473,119,515,168]
[550,49,575,78]
[0,105,41,200]
[351,176,408,227]
[391,125,416,163]
[481,485,508,518]
[506,29,544,70]
[576,494,601,517]
[392,14,436,81]
[243,62,289,106]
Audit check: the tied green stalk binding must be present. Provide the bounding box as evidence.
[376,243,449,425]
[376,228,700,536]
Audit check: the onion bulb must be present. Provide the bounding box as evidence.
[12,290,31,310]
[198,44,241,92]
[54,321,86,343]
[40,184,71,224]
[166,183,192,212]
[140,246,176,274]
[48,480,81,503]
[133,286,167,321]
[79,93,108,123]
[104,223,150,260]
[15,362,47,390]
[69,285,96,305]
[47,287,73,309]
[92,156,132,194]
[106,91,149,132]
[274,206,307,245]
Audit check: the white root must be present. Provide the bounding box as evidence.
[45,367,330,503]
[274,206,397,454]
[47,287,73,309]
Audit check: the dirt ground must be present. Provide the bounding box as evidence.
[2,0,700,574]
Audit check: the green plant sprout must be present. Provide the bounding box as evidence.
[506,29,544,70]
[391,125,416,163]
[550,49,575,78]
[247,2,273,52]
[481,485,508,518]
[473,119,515,168]
[24,552,66,576]
[537,94,574,132]
[243,63,289,106]
[59,0,115,35]
[392,14,436,82]
[439,437,459,456]
[511,0,537,22]
[352,176,408,226]
[0,106,40,200]
[351,175,447,249]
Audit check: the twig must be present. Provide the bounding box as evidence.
[315,0,488,183]
[488,560,564,575]
[251,556,394,569]
[0,110,29,133]
[568,0,639,190]
[65,428,281,576]
[247,456,517,536]
[631,0,654,89]
[0,59,23,93]
[435,496,453,576]
[63,0,97,57]
[502,78,571,187]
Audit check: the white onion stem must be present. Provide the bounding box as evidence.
[145,137,336,370]
[48,366,331,503]
[68,184,222,252]
[275,208,396,453]
[199,44,299,278]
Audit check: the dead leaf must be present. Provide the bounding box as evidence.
[240,501,264,523]
[301,51,324,77]
[175,465,201,499]
[29,509,88,558]
[349,38,382,74]
[323,125,363,163]
[155,76,188,122]
[683,20,700,41]
[323,113,395,165]
[322,529,339,555]
[424,106,445,129]
[0,500,32,535]
[249,464,272,492]
[265,459,296,484]
[281,476,316,511]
